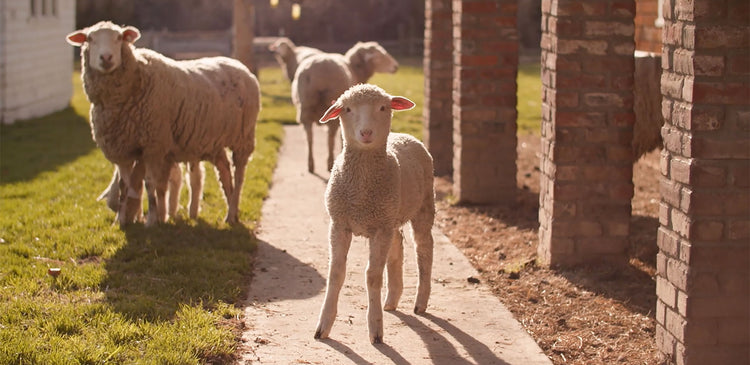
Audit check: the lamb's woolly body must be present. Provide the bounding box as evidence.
[315,84,434,344]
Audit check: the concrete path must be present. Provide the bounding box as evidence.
[238,125,551,364]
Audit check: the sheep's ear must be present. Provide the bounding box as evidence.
[122,26,141,43]
[391,96,415,111]
[320,103,343,123]
[66,30,87,46]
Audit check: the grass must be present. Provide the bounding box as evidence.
[0,59,541,363]
[0,68,285,364]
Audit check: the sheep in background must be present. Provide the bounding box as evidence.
[314,84,435,344]
[293,42,399,173]
[99,161,205,223]
[268,38,322,82]
[67,21,259,226]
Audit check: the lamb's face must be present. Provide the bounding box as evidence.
[67,22,141,74]
[320,84,415,150]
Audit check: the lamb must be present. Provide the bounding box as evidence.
[66,21,260,226]
[268,38,322,82]
[314,84,435,344]
[99,161,205,223]
[292,42,399,173]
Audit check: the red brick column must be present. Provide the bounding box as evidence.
[655,0,750,363]
[424,0,454,176]
[452,0,518,204]
[538,0,636,266]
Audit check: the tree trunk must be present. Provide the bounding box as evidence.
[233,0,255,75]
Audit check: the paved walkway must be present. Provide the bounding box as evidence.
[238,125,551,364]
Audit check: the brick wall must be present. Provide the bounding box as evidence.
[424,0,454,177]
[538,0,636,266]
[656,0,750,363]
[1,0,76,124]
[452,0,518,204]
[635,0,662,53]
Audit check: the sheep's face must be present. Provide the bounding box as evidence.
[269,39,295,60]
[67,22,141,74]
[362,43,399,74]
[321,85,414,150]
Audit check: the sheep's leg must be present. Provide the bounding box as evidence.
[187,161,204,220]
[116,161,144,226]
[226,150,251,224]
[314,222,352,340]
[213,151,234,219]
[144,161,170,227]
[303,122,314,173]
[411,203,435,314]
[366,229,394,344]
[167,163,182,219]
[326,121,339,172]
[383,228,404,311]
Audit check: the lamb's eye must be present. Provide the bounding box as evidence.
[345,107,351,113]
[379,106,385,111]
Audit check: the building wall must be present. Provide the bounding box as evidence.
[635,0,662,53]
[1,0,75,124]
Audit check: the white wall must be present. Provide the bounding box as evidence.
[1,0,76,124]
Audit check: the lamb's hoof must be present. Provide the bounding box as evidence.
[371,335,383,344]
[414,305,427,315]
[383,304,397,311]
[224,215,239,225]
[314,329,324,340]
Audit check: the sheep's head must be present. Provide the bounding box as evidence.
[269,38,295,61]
[66,21,140,74]
[348,42,399,75]
[320,84,414,149]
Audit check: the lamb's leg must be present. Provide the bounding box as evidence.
[366,229,394,344]
[167,163,182,219]
[116,161,144,226]
[314,222,352,340]
[97,167,121,212]
[326,121,339,171]
[411,202,435,314]
[213,151,234,219]
[303,122,314,173]
[227,150,251,224]
[187,161,205,220]
[383,228,404,311]
[144,161,170,226]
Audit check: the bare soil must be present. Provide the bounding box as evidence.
[434,133,663,364]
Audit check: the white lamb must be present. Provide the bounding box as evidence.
[268,38,322,82]
[67,21,260,226]
[292,42,399,173]
[314,84,435,344]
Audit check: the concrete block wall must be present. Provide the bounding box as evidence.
[423,0,454,177]
[451,0,518,204]
[655,0,750,363]
[538,0,636,266]
[1,0,76,124]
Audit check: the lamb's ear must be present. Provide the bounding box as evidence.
[320,103,343,123]
[66,30,87,46]
[122,26,141,43]
[391,96,415,111]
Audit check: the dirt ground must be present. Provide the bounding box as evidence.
[434,133,662,364]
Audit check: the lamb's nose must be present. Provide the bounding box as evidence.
[360,129,373,137]
[100,53,113,62]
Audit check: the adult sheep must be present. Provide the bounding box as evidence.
[268,38,322,82]
[67,21,259,226]
[292,42,399,173]
[314,84,434,344]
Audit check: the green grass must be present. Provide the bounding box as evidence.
[0,68,286,364]
[517,62,542,134]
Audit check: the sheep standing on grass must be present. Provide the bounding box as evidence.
[314,84,435,344]
[292,42,399,173]
[268,38,322,82]
[67,21,260,226]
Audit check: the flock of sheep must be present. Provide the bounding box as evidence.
[66,21,435,344]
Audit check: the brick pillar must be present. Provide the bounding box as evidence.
[424,0,454,176]
[655,0,750,363]
[538,0,636,266]
[452,0,518,204]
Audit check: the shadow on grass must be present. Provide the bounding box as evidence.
[102,220,257,321]
[0,106,95,185]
